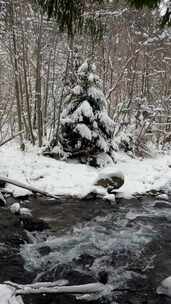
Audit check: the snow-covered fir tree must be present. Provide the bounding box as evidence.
[50,60,116,167]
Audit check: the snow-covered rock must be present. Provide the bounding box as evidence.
[156,193,169,201]
[95,170,124,192]
[156,276,171,297]
[10,203,20,215]
[20,207,32,217]
[10,203,31,217]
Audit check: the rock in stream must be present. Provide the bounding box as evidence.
[0,207,34,284]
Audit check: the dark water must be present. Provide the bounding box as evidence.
[17,196,171,304]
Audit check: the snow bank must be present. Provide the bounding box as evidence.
[1,143,171,199]
[0,284,23,304]
[114,152,171,198]
[0,144,97,198]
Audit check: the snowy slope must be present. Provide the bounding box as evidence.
[0,143,171,198]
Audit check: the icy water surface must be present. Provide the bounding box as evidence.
[20,196,171,304]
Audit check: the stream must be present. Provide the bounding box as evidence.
[2,195,171,303]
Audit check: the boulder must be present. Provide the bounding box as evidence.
[21,217,49,232]
[0,208,34,284]
[95,170,124,193]
[38,263,97,285]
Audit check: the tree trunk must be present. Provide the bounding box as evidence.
[10,1,25,150]
[35,12,43,147]
[20,3,35,145]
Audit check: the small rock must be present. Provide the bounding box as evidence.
[98,271,108,284]
[39,263,97,286]
[74,253,94,269]
[38,246,51,256]
[22,217,49,232]
[156,194,168,201]
[20,207,32,217]
[0,180,6,188]
[154,201,171,209]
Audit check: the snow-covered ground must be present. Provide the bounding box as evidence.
[1,143,171,199]
[0,284,23,304]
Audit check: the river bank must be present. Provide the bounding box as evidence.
[1,143,171,200]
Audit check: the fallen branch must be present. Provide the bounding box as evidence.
[5,280,69,290]
[0,130,24,148]
[12,282,105,296]
[0,176,59,200]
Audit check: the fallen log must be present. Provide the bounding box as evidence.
[0,176,59,200]
[16,283,105,296]
[6,282,105,296]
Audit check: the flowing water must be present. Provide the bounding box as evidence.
[18,196,171,303]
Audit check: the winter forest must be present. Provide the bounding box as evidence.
[0,0,170,156]
[0,0,171,303]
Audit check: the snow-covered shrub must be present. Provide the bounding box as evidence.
[115,131,134,155]
[50,60,116,167]
[114,97,164,157]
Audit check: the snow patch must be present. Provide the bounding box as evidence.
[0,284,23,304]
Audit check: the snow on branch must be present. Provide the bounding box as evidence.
[16,283,105,296]
[4,281,106,297]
